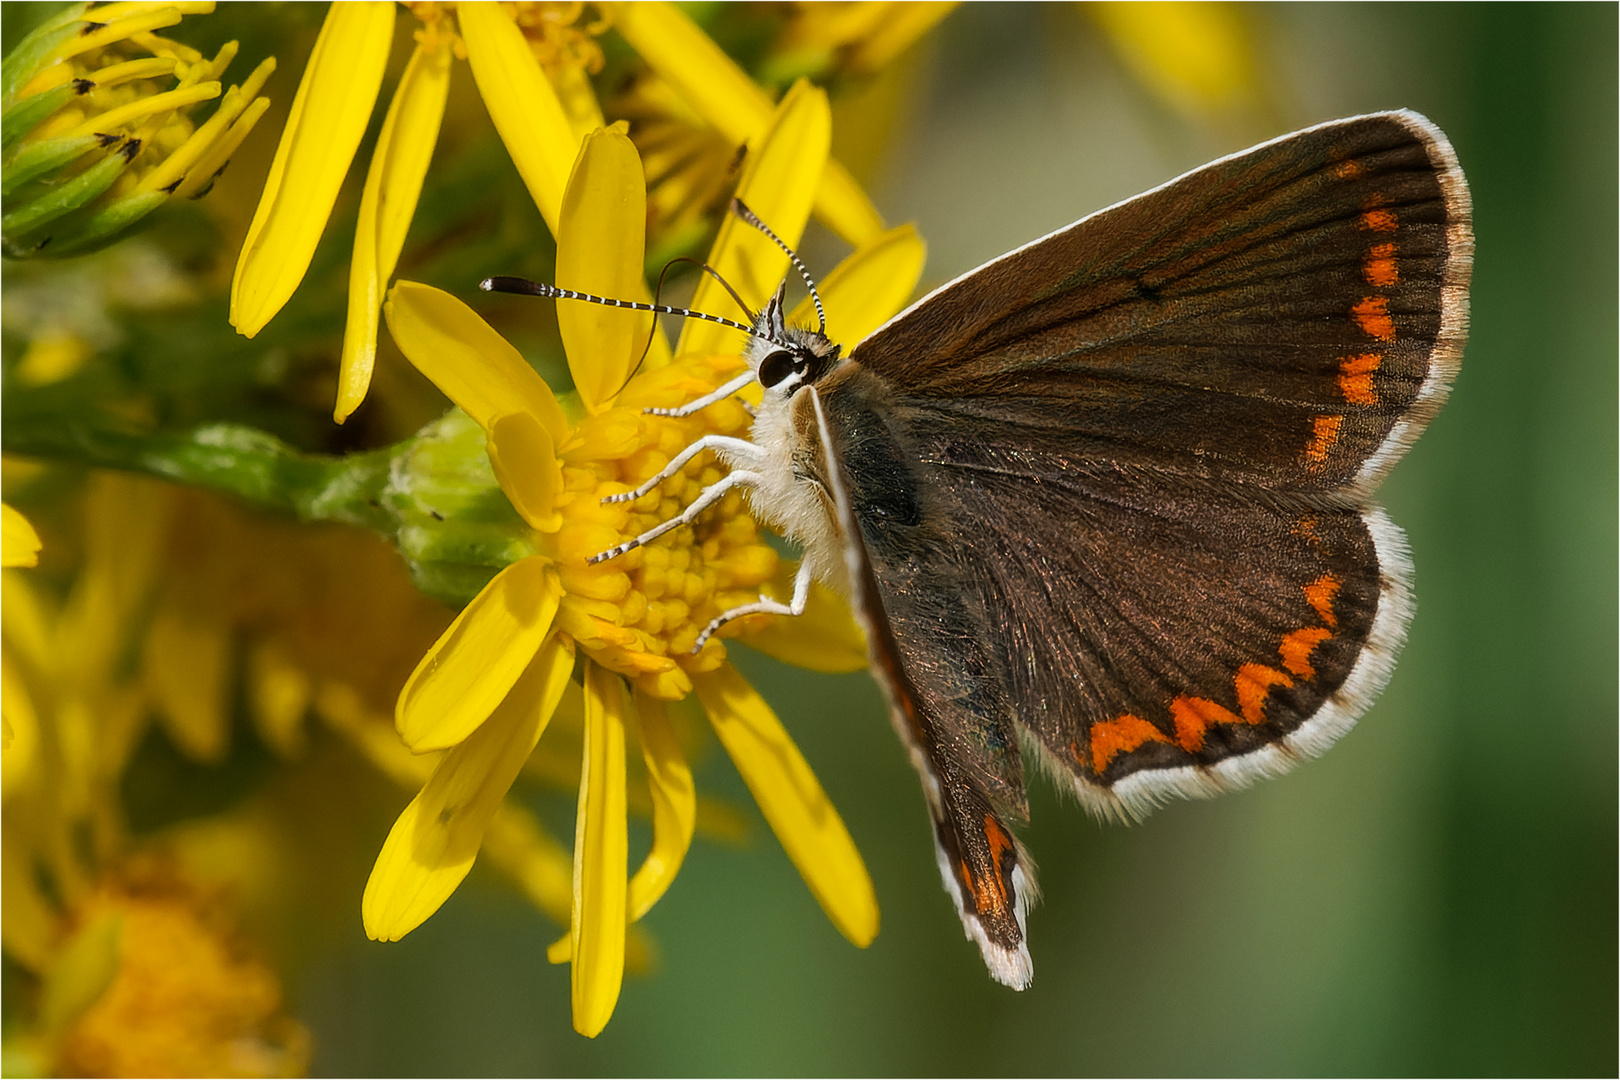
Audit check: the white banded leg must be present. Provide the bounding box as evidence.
[588,470,762,564]
[692,557,814,652]
[601,435,766,506]
[644,370,757,418]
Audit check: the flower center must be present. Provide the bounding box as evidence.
[550,353,778,700]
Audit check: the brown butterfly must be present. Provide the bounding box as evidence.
[487,109,1473,988]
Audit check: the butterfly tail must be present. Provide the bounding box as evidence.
[928,779,1036,990]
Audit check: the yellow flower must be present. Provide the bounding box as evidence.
[604,1,887,247]
[2,1,275,256]
[231,0,925,426]
[1,503,41,568]
[364,83,926,1036]
[46,862,311,1079]
[1088,1,1259,119]
[758,1,959,85]
[230,1,608,424]
[0,478,315,1077]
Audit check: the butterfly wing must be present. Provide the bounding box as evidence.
[810,111,1470,983]
[852,110,1471,497]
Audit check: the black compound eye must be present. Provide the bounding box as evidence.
[758,349,797,388]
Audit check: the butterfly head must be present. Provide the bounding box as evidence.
[748,283,841,397]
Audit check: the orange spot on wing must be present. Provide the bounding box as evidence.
[962,817,1016,915]
[1303,574,1341,628]
[984,816,1013,899]
[1280,627,1333,678]
[1235,664,1293,723]
[1334,159,1363,179]
[1338,353,1381,405]
[1170,696,1244,752]
[1359,196,1397,232]
[1089,713,1170,772]
[1304,414,1343,466]
[1363,241,1398,286]
[1352,296,1396,341]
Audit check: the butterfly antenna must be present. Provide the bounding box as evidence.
[730,197,826,335]
[605,254,753,400]
[481,276,768,341]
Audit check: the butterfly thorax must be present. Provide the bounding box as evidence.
[724,290,849,594]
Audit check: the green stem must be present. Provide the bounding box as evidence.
[2,417,397,531]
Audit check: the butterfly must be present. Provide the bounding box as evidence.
[488,109,1473,989]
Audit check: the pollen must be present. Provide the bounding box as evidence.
[550,354,779,700]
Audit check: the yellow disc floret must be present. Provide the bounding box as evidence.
[551,353,778,699]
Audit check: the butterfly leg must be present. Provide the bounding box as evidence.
[600,435,765,505]
[642,370,757,418]
[588,469,763,564]
[691,556,813,652]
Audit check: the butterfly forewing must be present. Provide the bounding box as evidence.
[851,111,1470,495]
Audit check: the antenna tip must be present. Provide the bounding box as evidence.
[478,277,496,292]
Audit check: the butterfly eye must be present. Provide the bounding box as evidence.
[758,349,797,388]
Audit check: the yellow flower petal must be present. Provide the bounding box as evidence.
[677,79,829,359]
[551,61,607,142]
[132,55,278,196]
[606,1,884,244]
[627,690,696,921]
[57,475,170,689]
[789,222,925,349]
[1,504,41,568]
[1,819,56,973]
[170,95,271,201]
[337,29,453,423]
[384,281,568,442]
[1,649,40,797]
[364,633,575,941]
[247,638,311,759]
[458,1,579,235]
[396,557,561,752]
[231,1,394,338]
[693,665,877,947]
[1,573,52,675]
[1089,1,1257,117]
[841,2,958,73]
[572,661,628,1038]
[556,126,654,413]
[487,412,563,533]
[144,597,231,764]
[740,561,867,674]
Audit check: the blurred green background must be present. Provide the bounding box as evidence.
[8,2,1615,1074]
[292,4,1616,1074]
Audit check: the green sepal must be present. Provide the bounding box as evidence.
[1,143,130,246]
[1,80,86,153]
[3,132,106,198]
[381,409,535,605]
[46,188,167,257]
[0,3,90,109]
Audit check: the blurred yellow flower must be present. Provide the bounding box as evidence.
[0,477,313,1077]
[366,83,925,1036]
[605,0,887,247]
[1,503,41,567]
[2,1,274,256]
[759,1,959,85]
[1088,1,1259,119]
